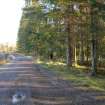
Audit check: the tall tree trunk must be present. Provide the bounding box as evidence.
[66,29,73,66]
[79,33,84,64]
[65,7,73,67]
[90,6,98,76]
[91,38,97,75]
[86,43,89,62]
[74,44,77,66]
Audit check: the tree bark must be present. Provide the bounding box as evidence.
[66,38,73,66]
[66,18,73,67]
[79,33,84,64]
[90,6,98,76]
[91,39,97,75]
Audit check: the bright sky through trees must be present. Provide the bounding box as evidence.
[0,0,24,44]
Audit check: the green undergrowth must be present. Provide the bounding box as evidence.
[37,59,105,92]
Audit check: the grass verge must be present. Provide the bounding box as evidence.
[37,59,105,92]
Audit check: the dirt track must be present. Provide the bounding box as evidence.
[0,60,105,105]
